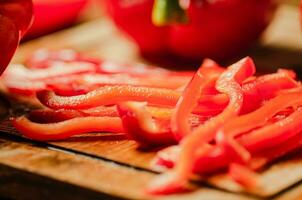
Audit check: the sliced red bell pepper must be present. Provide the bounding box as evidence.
[24,49,195,78]
[147,57,255,194]
[216,91,302,162]
[117,99,209,146]
[239,108,302,152]
[36,85,181,110]
[172,59,223,141]
[2,50,194,96]
[154,120,302,176]
[12,115,124,141]
[117,102,175,146]
[2,62,96,81]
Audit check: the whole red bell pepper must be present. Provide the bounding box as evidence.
[0,0,33,73]
[25,0,88,39]
[104,0,274,61]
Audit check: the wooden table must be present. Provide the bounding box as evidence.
[1,4,302,200]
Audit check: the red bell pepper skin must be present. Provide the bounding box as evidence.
[169,0,274,60]
[104,0,274,60]
[0,0,33,73]
[12,116,124,141]
[25,0,87,39]
[36,86,181,110]
[172,59,223,141]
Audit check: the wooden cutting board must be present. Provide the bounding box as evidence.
[1,4,302,200]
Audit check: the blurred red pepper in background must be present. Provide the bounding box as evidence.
[25,0,88,39]
[0,0,33,74]
[104,0,275,61]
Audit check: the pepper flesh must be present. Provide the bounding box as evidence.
[36,85,181,110]
[13,116,123,141]
[172,59,223,141]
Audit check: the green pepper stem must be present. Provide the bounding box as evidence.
[152,0,188,26]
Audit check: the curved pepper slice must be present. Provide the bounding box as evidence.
[12,116,124,141]
[2,62,96,81]
[172,59,223,141]
[36,85,181,110]
[117,102,175,146]
[147,57,255,194]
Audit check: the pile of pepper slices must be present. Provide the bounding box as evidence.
[2,49,302,194]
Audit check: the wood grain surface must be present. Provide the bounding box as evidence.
[0,4,302,200]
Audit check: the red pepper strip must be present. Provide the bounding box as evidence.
[172,59,222,141]
[147,57,255,194]
[4,79,46,96]
[25,49,78,69]
[78,73,191,90]
[228,163,259,188]
[255,72,299,100]
[2,62,96,80]
[117,102,175,146]
[216,92,302,162]
[239,107,302,152]
[36,85,181,110]
[24,49,195,78]
[12,116,124,141]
